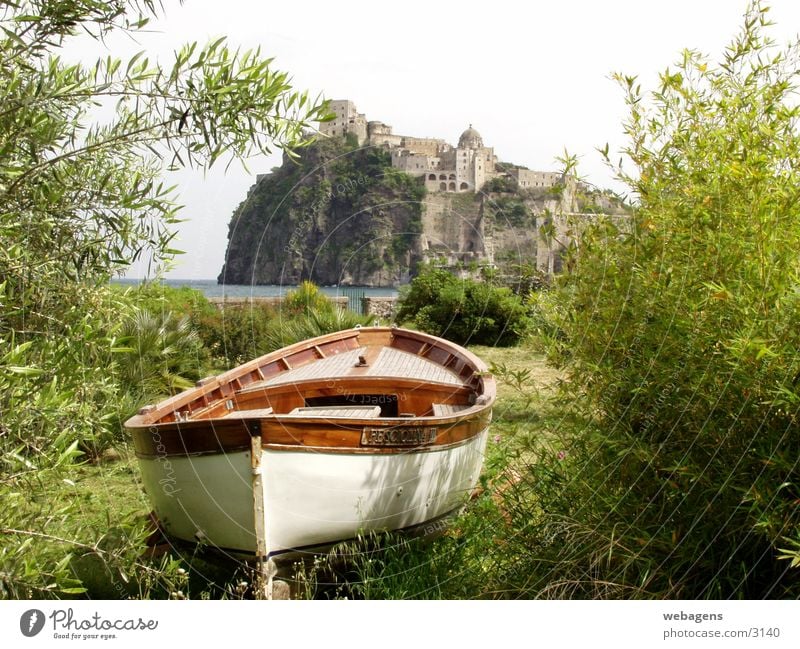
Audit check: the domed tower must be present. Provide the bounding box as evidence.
[450,124,494,192]
[458,124,483,149]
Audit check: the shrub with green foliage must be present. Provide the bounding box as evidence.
[265,306,375,352]
[112,283,215,400]
[484,195,534,227]
[510,1,800,598]
[396,266,530,346]
[482,175,517,193]
[115,283,218,322]
[195,303,280,367]
[0,0,326,598]
[282,280,334,316]
[118,309,208,399]
[193,282,374,367]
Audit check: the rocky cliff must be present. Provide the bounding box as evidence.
[218,138,627,286]
[219,137,424,286]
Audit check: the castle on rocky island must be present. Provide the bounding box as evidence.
[319,100,563,194]
[223,99,629,288]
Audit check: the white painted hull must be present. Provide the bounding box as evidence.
[138,430,489,556]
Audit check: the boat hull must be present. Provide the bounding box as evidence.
[127,327,497,560]
[138,430,489,557]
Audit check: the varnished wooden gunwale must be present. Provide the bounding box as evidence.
[132,408,491,458]
[125,327,496,458]
[127,329,365,426]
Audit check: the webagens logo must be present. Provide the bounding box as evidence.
[20,609,45,637]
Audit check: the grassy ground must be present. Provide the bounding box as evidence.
[300,342,561,599]
[13,342,556,599]
[470,343,560,427]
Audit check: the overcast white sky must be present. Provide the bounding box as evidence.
[68,1,800,280]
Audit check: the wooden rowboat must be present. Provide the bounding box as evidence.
[125,326,495,563]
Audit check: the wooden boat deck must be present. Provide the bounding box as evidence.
[262,347,367,386]
[127,327,495,433]
[366,347,461,384]
[256,346,463,389]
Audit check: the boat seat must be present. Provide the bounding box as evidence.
[431,403,471,416]
[223,407,274,418]
[287,406,381,418]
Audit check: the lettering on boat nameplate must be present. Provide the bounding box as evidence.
[361,426,437,447]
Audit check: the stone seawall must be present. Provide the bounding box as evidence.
[362,296,398,319]
[208,296,350,310]
[208,295,400,321]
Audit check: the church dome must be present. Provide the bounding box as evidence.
[458,124,483,149]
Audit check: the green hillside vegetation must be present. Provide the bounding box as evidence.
[219,137,425,286]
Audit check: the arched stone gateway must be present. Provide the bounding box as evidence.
[439,182,447,191]
[448,182,456,191]
[460,182,469,190]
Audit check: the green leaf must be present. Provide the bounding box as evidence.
[3,366,43,376]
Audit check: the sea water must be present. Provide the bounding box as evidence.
[112,278,398,300]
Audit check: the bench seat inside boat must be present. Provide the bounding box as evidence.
[222,407,274,418]
[287,405,381,418]
[431,403,471,416]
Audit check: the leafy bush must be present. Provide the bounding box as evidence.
[0,282,130,463]
[507,1,800,598]
[195,303,280,367]
[111,283,215,397]
[482,175,517,193]
[283,280,335,316]
[194,283,374,366]
[117,309,208,399]
[116,283,218,322]
[525,287,568,353]
[0,0,325,598]
[265,307,375,351]
[396,266,531,346]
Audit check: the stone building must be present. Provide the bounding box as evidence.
[508,168,563,189]
[319,100,560,194]
[322,100,368,144]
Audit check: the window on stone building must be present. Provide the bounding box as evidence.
[449,182,456,191]
[440,182,447,191]
[460,182,468,190]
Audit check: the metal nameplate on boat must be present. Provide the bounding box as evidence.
[361,426,437,447]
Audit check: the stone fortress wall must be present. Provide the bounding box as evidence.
[314,100,606,277]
